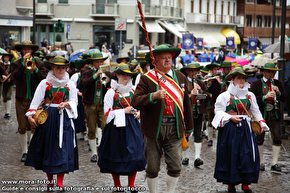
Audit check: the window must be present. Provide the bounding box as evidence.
[246,0,255,3]
[228,2,230,15]
[214,0,217,14]
[38,0,47,3]
[277,16,281,28]
[199,0,202,13]
[246,15,252,27]
[191,0,194,13]
[59,0,68,4]
[233,2,236,16]
[257,15,263,27]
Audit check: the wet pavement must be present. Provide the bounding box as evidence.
[0,90,289,193]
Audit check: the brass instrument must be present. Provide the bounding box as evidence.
[24,54,36,71]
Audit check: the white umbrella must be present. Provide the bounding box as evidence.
[264,41,290,53]
[250,53,279,68]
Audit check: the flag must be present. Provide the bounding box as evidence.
[182,33,194,50]
[248,37,257,51]
[226,36,235,49]
[196,38,203,50]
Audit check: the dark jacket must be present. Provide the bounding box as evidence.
[250,78,286,120]
[132,70,193,139]
[11,58,46,100]
[80,65,107,105]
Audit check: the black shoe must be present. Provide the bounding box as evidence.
[260,163,265,171]
[90,154,98,162]
[208,140,213,147]
[21,153,27,162]
[194,158,204,167]
[182,158,189,165]
[271,164,281,172]
[3,113,10,119]
[227,186,236,193]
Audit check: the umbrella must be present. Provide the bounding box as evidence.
[250,53,279,68]
[224,56,250,66]
[83,48,100,56]
[50,50,69,60]
[69,49,86,62]
[0,48,8,54]
[264,41,290,53]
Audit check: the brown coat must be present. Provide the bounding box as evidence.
[132,70,193,139]
[11,58,47,100]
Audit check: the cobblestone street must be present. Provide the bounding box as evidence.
[0,90,289,193]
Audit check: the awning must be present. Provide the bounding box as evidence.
[158,21,183,38]
[0,18,32,27]
[138,21,165,33]
[221,28,241,45]
[191,31,225,48]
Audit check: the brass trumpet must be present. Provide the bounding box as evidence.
[24,54,36,71]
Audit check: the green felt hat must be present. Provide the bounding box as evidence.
[86,52,108,61]
[225,67,247,81]
[206,62,221,69]
[145,44,181,63]
[261,62,281,71]
[220,61,232,68]
[50,56,69,66]
[180,62,202,75]
[114,63,136,76]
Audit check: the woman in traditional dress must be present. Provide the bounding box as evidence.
[98,63,146,193]
[25,56,78,191]
[211,67,269,193]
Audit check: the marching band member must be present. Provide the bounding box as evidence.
[98,63,146,193]
[180,62,208,167]
[203,62,222,147]
[0,51,13,119]
[250,62,286,172]
[80,51,108,162]
[212,68,268,193]
[132,44,193,193]
[11,40,47,162]
[25,56,78,191]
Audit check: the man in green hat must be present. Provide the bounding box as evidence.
[11,40,47,162]
[132,44,193,193]
[180,62,208,167]
[250,62,286,172]
[80,51,108,162]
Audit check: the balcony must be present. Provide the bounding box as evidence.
[243,27,290,38]
[90,3,119,17]
[186,13,242,25]
[139,5,183,20]
[35,3,54,17]
[16,0,33,14]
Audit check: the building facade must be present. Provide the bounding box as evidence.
[0,0,33,48]
[184,0,243,48]
[237,0,290,47]
[33,0,186,52]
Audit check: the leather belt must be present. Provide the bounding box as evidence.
[162,116,176,124]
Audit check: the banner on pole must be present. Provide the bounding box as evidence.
[226,36,235,49]
[182,33,194,50]
[248,37,257,51]
[196,38,203,50]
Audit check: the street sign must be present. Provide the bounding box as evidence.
[115,18,126,31]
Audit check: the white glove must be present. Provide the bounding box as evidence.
[260,122,270,132]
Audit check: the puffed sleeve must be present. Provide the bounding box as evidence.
[211,92,232,128]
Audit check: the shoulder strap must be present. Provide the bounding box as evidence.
[235,95,252,118]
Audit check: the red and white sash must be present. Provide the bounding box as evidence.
[145,69,184,119]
